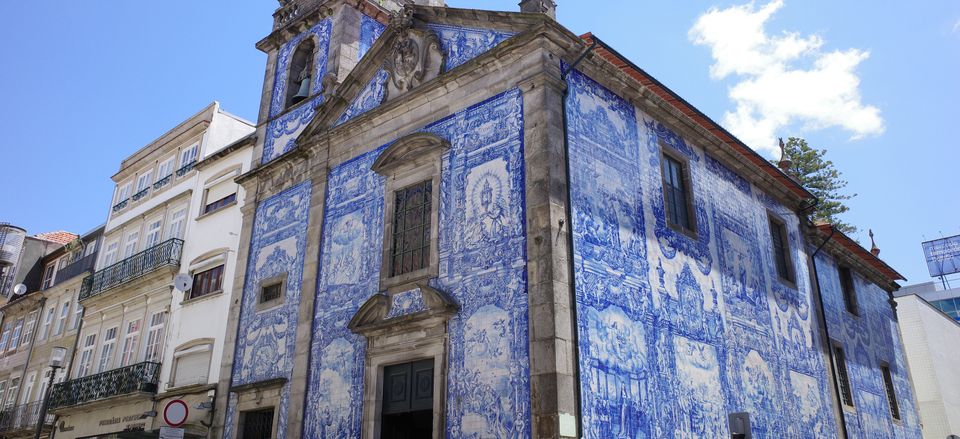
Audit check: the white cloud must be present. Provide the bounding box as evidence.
[953,18,960,34]
[689,0,883,155]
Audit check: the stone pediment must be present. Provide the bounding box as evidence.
[296,5,544,142]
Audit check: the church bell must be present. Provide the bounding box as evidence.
[291,77,310,104]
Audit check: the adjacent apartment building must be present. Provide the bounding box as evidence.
[213,1,922,438]
[48,102,254,439]
[0,226,88,438]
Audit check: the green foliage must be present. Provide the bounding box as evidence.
[778,137,857,234]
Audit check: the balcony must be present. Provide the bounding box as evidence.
[112,198,129,212]
[48,361,161,410]
[54,253,97,285]
[0,401,53,434]
[80,238,183,301]
[131,187,150,201]
[176,160,197,177]
[153,174,172,190]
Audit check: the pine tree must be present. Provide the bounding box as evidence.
[777,137,857,234]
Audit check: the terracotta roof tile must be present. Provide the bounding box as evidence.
[34,231,79,245]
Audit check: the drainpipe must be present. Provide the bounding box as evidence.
[558,40,596,438]
[807,223,850,438]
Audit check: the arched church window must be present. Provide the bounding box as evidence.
[285,39,315,109]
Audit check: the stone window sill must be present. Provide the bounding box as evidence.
[181,290,224,306]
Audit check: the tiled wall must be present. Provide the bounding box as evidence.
[817,252,923,437]
[302,89,530,438]
[565,68,920,438]
[262,20,332,164]
[334,24,516,126]
[224,181,312,439]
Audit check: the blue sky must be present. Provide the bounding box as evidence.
[0,1,957,285]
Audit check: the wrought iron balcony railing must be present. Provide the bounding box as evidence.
[153,174,173,190]
[79,238,183,301]
[112,198,129,212]
[0,400,53,433]
[175,160,197,177]
[54,253,97,286]
[131,187,150,201]
[48,361,161,410]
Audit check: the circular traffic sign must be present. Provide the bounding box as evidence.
[163,399,189,427]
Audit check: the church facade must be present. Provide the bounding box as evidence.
[215,1,922,438]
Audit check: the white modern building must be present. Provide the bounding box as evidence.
[48,102,253,439]
[895,286,960,438]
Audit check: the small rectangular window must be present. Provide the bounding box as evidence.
[838,266,858,315]
[768,215,795,283]
[54,301,70,336]
[8,319,23,352]
[390,180,432,277]
[144,312,166,363]
[660,153,695,233]
[42,263,56,289]
[190,265,224,300]
[77,333,97,377]
[204,193,237,215]
[880,363,900,420]
[261,282,283,305]
[832,343,855,408]
[157,158,175,182]
[21,311,37,347]
[240,408,275,439]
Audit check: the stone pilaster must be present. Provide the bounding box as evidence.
[518,48,578,439]
[282,149,330,439]
[211,185,259,439]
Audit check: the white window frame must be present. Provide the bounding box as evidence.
[70,297,83,331]
[77,334,97,377]
[0,323,11,352]
[20,372,35,405]
[39,306,55,341]
[54,300,70,336]
[103,241,120,266]
[167,208,187,240]
[8,318,23,352]
[21,310,37,347]
[5,378,19,408]
[37,369,52,403]
[115,182,132,204]
[144,218,163,249]
[98,327,118,373]
[83,241,97,257]
[157,158,175,182]
[135,169,153,193]
[41,262,57,289]
[119,319,141,367]
[144,312,166,362]
[123,231,140,258]
[179,143,199,170]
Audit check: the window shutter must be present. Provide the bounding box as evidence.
[206,181,236,204]
[174,348,211,387]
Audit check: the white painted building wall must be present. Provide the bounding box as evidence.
[896,294,960,439]
[159,128,253,394]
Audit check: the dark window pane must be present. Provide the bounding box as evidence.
[833,345,855,407]
[881,365,900,420]
[839,266,858,315]
[390,180,432,276]
[662,155,692,231]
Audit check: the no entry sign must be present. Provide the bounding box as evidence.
[163,399,189,427]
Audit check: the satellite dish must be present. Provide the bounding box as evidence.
[174,274,192,292]
[13,284,26,296]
